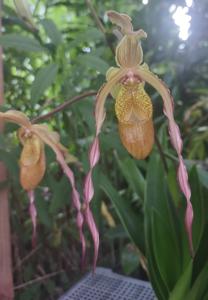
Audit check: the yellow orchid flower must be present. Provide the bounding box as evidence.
[0,110,85,257]
[84,10,194,268]
[18,127,46,191]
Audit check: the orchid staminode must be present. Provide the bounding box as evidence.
[0,110,85,261]
[84,10,193,267]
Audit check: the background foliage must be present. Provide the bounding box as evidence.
[0,0,208,299]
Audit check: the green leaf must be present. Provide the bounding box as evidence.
[116,155,145,200]
[78,54,109,74]
[144,153,183,300]
[0,149,19,178]
[145,217,168,300]
[75,99,94,132]
[35,191,52,228]
[100,173,145,254]
[167,165,181,206]
[0,34,44,52]
[169,260,193,300]
[41,19,62,46]
[192,216,208,282]
[31,63,58,102]
[49,176,71,215]
[68,28,103,47]
[189,167,205,251]
[197,167,208,189]
[100,131,126,154]
[151,209,182,289]
[202,290,208,300]
[186,261,208,300]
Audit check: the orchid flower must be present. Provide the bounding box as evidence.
[0,110,85,262]
[84,10,194,267]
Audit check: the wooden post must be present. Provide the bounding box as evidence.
[0,1,14,299]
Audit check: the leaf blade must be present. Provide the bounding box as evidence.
[31,63,58,102]
[0,34,44,52]
[41,19,62,46]
[100,173,145,254]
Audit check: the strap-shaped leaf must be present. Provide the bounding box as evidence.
[186,260,208,300]
[100,173,145,254]
[115,155,145,200]
[169,260,193,300]
[145,153,185,299]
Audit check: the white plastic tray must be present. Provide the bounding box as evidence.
[59,267,156,300]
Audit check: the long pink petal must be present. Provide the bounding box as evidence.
[83,161,99,271]
[27,190,37,248]
[89,137,100,167]
[72,189,86,268]
[55,149,86,266]
[83,71,126,270]
[135,67,194,256]
[32,127,86,264]
[85,207,99,270]
[84,170,94,203]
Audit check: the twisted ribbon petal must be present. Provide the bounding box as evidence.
[33,126,86,265]
[83,70,126,269]
[57,153,86,266]
[135,67,194,255]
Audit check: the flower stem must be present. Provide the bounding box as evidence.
[32,90,97,123]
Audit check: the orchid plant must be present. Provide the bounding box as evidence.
[84,10,194,268]
[0,110,86,261]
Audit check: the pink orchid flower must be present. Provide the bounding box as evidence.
[84,10,193,268]
[0,110,85,262]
